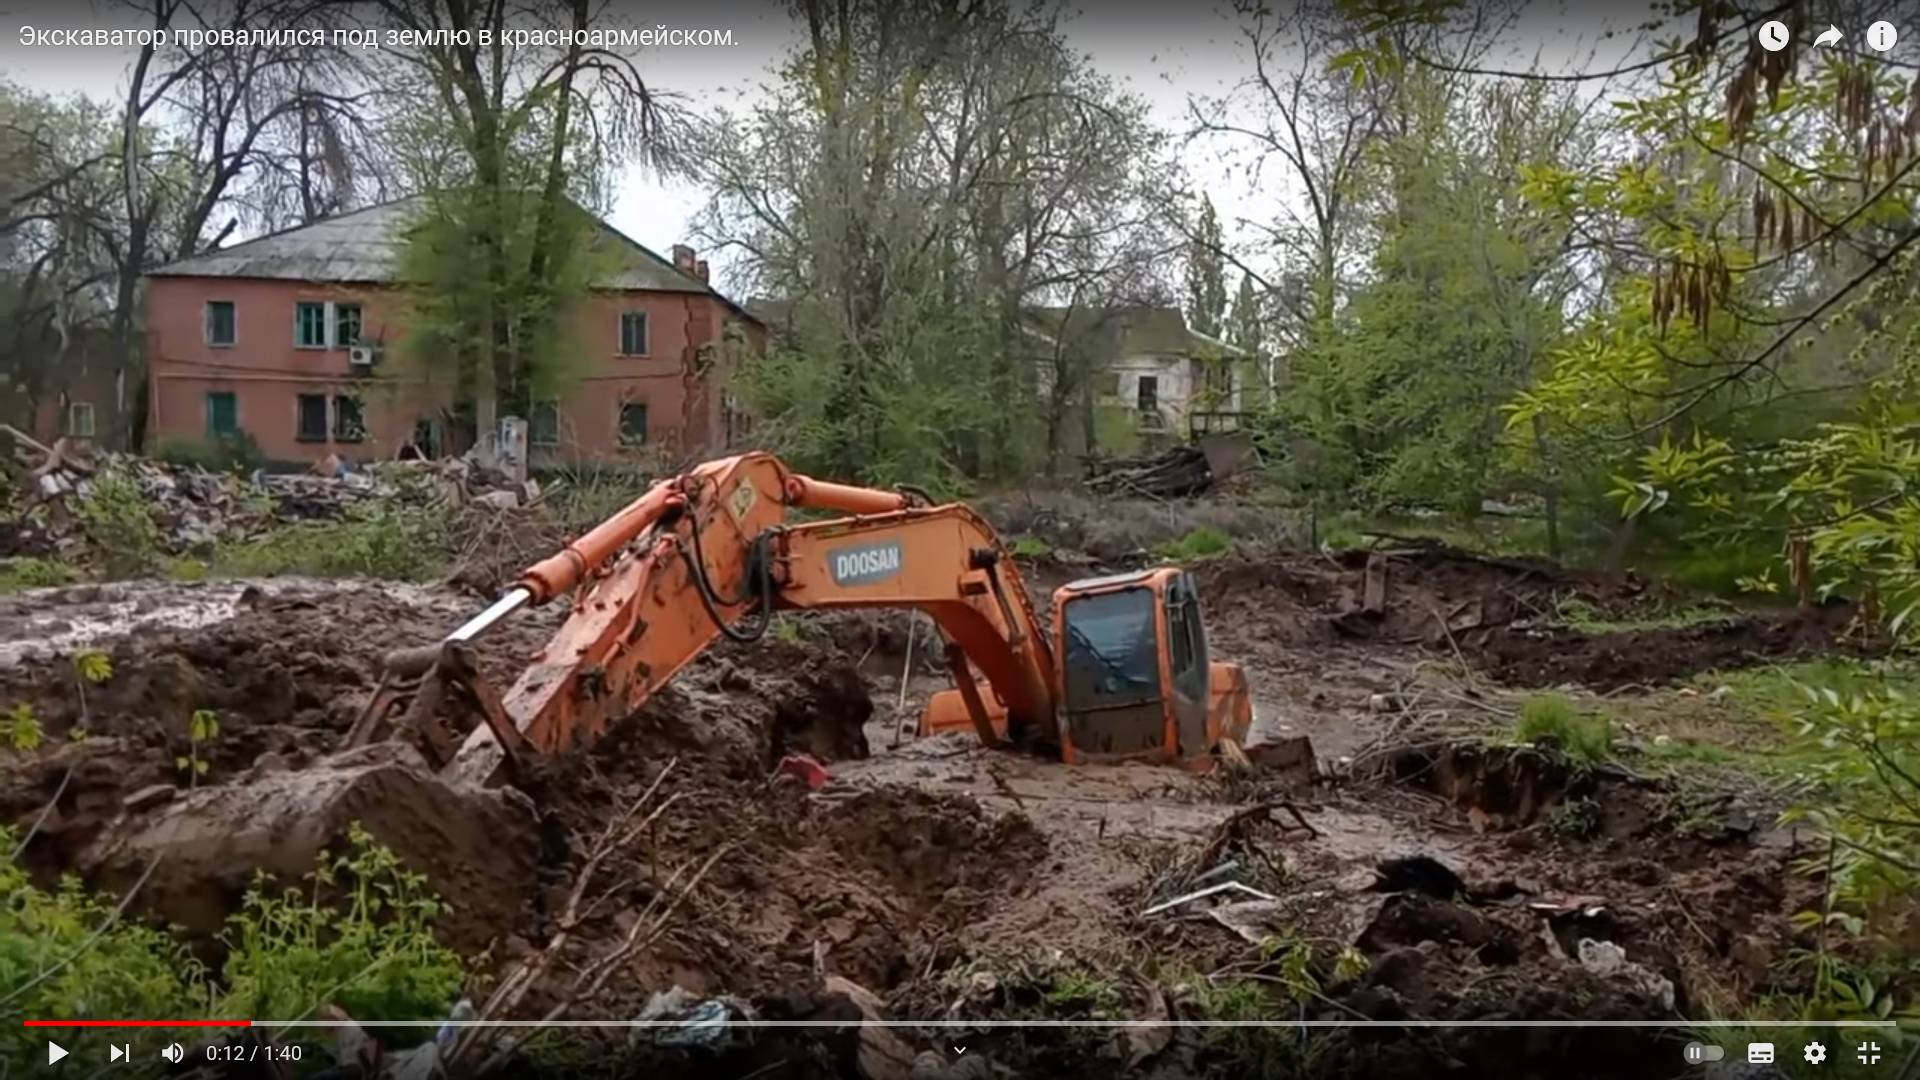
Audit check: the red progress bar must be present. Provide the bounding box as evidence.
[25,1020,252,1028]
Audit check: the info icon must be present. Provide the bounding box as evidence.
[1749,1042,1775,1064]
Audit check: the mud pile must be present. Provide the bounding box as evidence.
[1196,543,1852,687]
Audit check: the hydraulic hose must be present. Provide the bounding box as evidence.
[683,516,775,644]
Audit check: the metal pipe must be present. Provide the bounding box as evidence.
[447,587,532,643]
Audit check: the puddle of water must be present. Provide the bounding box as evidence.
[0,577,464,666]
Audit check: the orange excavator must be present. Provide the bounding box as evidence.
[349,452,1252,781]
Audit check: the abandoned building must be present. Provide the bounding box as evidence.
[143,198,763,465]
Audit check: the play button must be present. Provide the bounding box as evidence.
[48,1041,69,1064]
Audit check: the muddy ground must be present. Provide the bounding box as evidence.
[0,543,1855,1078]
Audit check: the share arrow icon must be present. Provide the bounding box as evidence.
[1814,24,1844,47]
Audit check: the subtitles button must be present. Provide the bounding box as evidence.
[1683,1042,1725,1065]
[1749,1042,1774,1063]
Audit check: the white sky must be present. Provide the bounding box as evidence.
[0,0,1705,297]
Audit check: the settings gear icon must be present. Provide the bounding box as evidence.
[1804,1042,1828,1065]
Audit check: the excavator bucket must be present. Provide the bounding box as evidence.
[343,641,527,781]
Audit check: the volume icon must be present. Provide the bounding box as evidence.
[160,1043,185,1063]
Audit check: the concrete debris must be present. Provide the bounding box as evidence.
[1,434,541,560]
[1575,938,1676,1011]
[823,974,917,1080]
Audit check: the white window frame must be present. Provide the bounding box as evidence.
[618,310,649,357]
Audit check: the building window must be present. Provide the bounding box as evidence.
[335,303,362,347]
[206,301,236,346]
[1136,375,1158,414]
[619,311,649,356]
[296,394,328,441]
[619,402,648,445]
[529,402,560,447]
[333,395,365,442]
[295,302,327,347]
[64,401,96,438]
[206,391,238,438]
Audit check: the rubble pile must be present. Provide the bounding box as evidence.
[1083,432,1257,498]
[1,426,542,558]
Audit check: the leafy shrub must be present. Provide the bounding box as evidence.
[75,468,164,577]
[152,430,264,474]
[1514,693,1613,764]
[1153,526,1233,562]
[220,823,463,1023]
[0,830,206,1061]
[0,823,462,1062]
[0,557,75,592]
[5,703,44,751]
[214,506,448,581]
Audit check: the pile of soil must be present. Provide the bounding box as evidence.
[1195,543,1851,688]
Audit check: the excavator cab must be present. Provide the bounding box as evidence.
[918,563,1252,765]
[1050,567,1251,765]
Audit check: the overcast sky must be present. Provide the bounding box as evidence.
[0,0,1756,296]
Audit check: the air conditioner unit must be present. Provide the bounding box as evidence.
[348,345,377,368]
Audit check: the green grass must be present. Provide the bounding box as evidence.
[210,508,448,582]
[1039,969,1124,1015]
[1317,511,1562,558]
[1702,659,1920,718]
[1514,693,1614,764]
[0,557,76,593]
[1010,535,1054,559]
[1154,526,1233,562]
[1550,595,1735,634]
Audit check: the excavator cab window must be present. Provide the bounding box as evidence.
[1061,586,1161,712]
[1165,572,1209,704]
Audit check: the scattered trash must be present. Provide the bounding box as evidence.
[1,434,546,560]
[1205,898,1292,944]
[774,753,832,790]
[634,986,737,1049]
[1142,879,1280,916]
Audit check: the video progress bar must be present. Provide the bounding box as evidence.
[241,1020,1899,1030]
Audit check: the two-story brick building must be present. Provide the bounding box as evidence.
[144,198,761,465]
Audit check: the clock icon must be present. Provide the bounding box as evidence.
[1758,20,1791,52]
[1866,21,1898,52]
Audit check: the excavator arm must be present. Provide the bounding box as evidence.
[354,452,1059,781]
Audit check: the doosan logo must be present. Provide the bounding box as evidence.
[829,542,903,585]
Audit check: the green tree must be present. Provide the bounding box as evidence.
[1186,195,1228,339]
[375,0,678,434]
[1231,272,1268,404]
[1281,70,1590,528]
[695,0,1164,484]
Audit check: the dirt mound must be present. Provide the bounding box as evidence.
[1470,612,1849,689]
[519,666,1053,1010]
[1194,544,1848,688]
[81,743,538,950]
[0,582,557,765]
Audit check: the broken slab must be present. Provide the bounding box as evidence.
[81,743,537,948]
